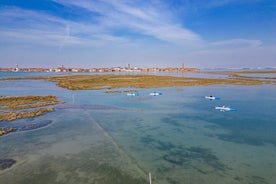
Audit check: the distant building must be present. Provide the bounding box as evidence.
[15,64,19,72]
[182,63,185,72]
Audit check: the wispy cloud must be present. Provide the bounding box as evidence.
[60,0,201,43]
[0,7,78,46]
[1,7,128,47]
[1,0,275,68]
[0,0,201,48]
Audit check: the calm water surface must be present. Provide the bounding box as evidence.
[0,73,276,184]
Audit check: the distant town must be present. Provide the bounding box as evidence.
[0,64,199,73]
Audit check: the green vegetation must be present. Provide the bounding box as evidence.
[0,95,63,122]
[1,72,275,91]
[0,108,54,122]
[0,95,61,110]
[0,127,16,136]
[38,73,276,89]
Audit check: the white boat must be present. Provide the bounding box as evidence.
[215,105,236,112]
[149,92,162,96]
[205,96,219,100]
[127,92,139,96]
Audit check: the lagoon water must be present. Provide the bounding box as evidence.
[0,72,276,184]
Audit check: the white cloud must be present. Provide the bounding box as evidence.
[0,6,132,47]
[53,0,201,44]
[0,0,275,68]
[0,0,200,47]
[0,0,202,48]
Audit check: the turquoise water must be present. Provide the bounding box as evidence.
[0,73,276,184]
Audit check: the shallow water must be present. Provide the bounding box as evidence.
[0,74,276,184]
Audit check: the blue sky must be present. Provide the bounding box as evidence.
[0,0,275,69]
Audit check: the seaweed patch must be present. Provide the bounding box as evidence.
[247,175,269,184]
[140,135,155,144]
[156,140,176,151]
[162,146,227,172]
[162,117,181,127]
[17,120,53,131]
[0,159,16,170]
[217,134,264,146]
[139,135,228,174]
[0,120,53,136]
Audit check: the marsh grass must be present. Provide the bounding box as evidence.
[0,95,61,110]
[44,74,272,88]
[0,95,63,122]
[1,72,274,91]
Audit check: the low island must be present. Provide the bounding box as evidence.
[0,95,63,136]
[1,71,275,92]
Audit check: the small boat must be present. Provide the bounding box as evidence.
[127,92,139,96]
[149,92,162,96]
[215,105,236,112]
[205,96,220,100]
